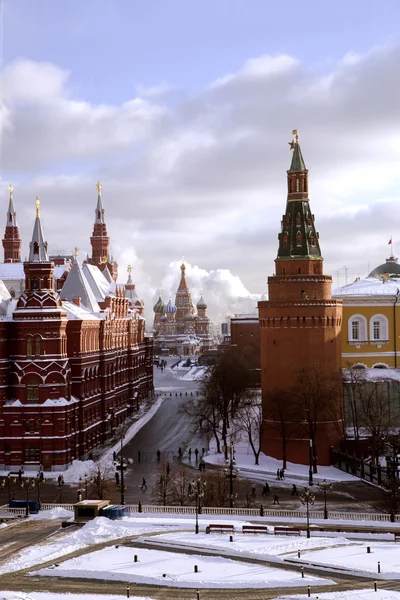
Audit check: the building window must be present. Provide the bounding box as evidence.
[296,178,300,192]
[296,213,301,226]
[282,232,288,249]
[369,314,388,342]
[296,231,302,247]
[26,338,32,357]
[285,214,290,226]
[348,315,368,342]
[310,233,316,247]
[26,379,39,403]
[35,336,40,357]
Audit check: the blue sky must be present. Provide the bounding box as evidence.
[5,0,399,102]
[1,1,400,319]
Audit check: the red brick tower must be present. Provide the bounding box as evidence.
[258,132,343,466]
[88,182,118,281]
[2,184,22,262]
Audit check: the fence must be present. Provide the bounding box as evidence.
[0,505,27,516]
[330,448,400,487]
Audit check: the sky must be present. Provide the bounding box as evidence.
[1,0,400,322]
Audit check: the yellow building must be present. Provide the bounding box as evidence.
[334,255,400,369]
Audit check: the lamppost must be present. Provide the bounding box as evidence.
[36,472,45,505]
[317,479,333,520]
[20,477,36,516]
[113,432,134,505]
[304,409,314,486]
[189,476,206,534]
[79,474,89,500]
[224,437,239,509]
[300,487,315,538]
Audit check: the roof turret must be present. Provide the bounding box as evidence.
[165,298,177,314]
[95,181,105,224]
[197,295,207,310]
[153,294,165,313]
[28,197,49,262]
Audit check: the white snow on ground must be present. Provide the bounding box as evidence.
[36,545,333,588]
[204,443,357,483]
[29,507,73,520]
[180,366,207,381]
[277,592,400,600]
[0,594,154,600]
[0,517,180,575]
[0,593,154,600]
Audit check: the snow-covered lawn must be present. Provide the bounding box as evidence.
[0,594,154,600]
[277,592,400,600]
[0,517,181,575]
[36,545,333,588]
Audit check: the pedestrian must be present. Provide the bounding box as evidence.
[61,475,64,485]
[265,482,270,495]
[251,484,256,497]
[18,469,22,482]
[280,469,285,480]
[39,471,44,482]
[276,469,281,480]
[57,475,62,486]
[166,462,170,476]
[115,471,120,485]
[77,490,82,502]
[157,449,161,461]
[113,451,116,462]
[188,448,192,461]
[292,484,298,496]
[141,478,147,491]
[273,493,279,505]
[195,448,199,461]
[178,447,182,459]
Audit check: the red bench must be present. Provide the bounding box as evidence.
[274,526,300,536]
[395,532,400,543]
[242,525,269,534]
[208,524,235,534]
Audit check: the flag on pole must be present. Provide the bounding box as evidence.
[388,237,393,245]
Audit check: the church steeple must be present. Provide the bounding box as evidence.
[28,197,49,262]
[22,197,55,294]
[276,131,322,274]
[88,182,118,281]
[2,184,22,263]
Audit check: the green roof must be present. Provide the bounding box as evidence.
[289,142,307,172]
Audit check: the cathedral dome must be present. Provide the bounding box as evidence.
[165,299,177,313]
[153,295,165,313]
[184,310,194,321]
[368,256,400,279]
[196,295,207,310]
[159,314,167,322]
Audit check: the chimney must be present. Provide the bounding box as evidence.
[72,297,81,307]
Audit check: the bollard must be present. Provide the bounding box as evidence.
[134,555,138,563]
[126,585,130,598]
[229,535,233,542]
[194,565,198,573]
[260,504,264,517]
[374,580,377,591]
[307,585,310,597]
[163,573,166,578]
[197,590,200,600]
[138,500,142,513]
[378,561,380,573]
[298,549,301,559]
[301,566,304,578]
[367,546,371,553]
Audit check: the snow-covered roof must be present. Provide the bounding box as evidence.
[60,259,100,313]
[53,263,70,278]
[82,263,113,302]
[62,301,100,321]
[343,367,400,383]
[333,277,400,298]
[0,262,24,280]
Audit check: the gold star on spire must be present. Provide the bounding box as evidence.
[35,197,40,218]
[73,247,79,258]
[96,181,102,195]
[8,184,13,199]
[127,264,132,273]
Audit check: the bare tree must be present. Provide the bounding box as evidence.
[295,364,341,473]
[152,460,174,506]
[87,460,117,501]
[202,469,230,507]
[170,467,192,506]
[264,390,302,469]
[238,393,263,465]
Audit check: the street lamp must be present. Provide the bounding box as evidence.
[189,476,206,534]
[224,437,239,509]
[20,477,36,516]
[300,487,315,539]
[36,472,45,505]
[317,479,333,520]
[113,433,134,505]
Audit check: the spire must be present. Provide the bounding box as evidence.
[288,130,307,172]
[95,181,105,224]
[28,197,49,262]
[3,184,22,262]
[276,131,322,266]
[126,264,133,286]
[178,261,189,291]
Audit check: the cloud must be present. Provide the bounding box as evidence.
[1,45,400,322]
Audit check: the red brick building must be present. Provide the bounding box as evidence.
[258,133,343,465]
[230,313,261,385]
[0,189,153,471]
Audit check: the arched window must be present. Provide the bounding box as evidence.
[282,232,288,249]
[35,336,41,357]
[33,242,39,256]
[348,314,368,342]
[310,233,316,247]
[26,379,39,403]
[296,231,302,247]
[296,213,301,226]
[285,213,290,226]
[32,278,40,291]
[296,178,300,192]
[26,338,32,357]
[10,288,15,298]
[369,314,389,342]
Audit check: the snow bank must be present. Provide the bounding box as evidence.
[277,591,400,600]
[30,507,73,520]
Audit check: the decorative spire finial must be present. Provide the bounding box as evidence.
[35,197,40,218]
[96,181,102,195]
[127,264,132,273]
[289,129,298,150]
[103,255,108,263]
[9,184,13,200]
[73,247,79,258]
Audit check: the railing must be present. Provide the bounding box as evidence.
[41,503,74,511]
[0,505,27,516]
